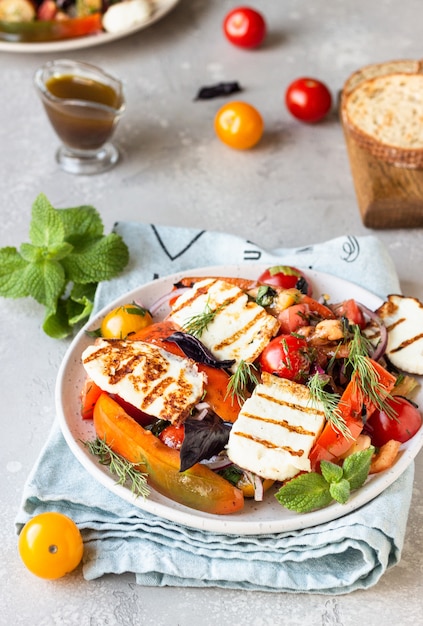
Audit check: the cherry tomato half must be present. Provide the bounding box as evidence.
[258,265,311,294]
[18,512,83,580]
[285,77,332,123]
[364,396,422,447]
[159,424,185,449]
[214,101,264,150]
[259,334,311,382]
[332,299,366,329]
[223,6,266,48]
[101,302,153,339]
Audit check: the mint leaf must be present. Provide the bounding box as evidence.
[329,478,351,504]
[343,446,375,490]
[67,282,96,325]
[0,194,129,339]
[275,472,333,513]
[58,205,104,243]
[29,194,65,247]
[43,302,72,339]
[61,233,129,283]
[24,260,66,308]
[0,247,30,298]
[320,460,343,484]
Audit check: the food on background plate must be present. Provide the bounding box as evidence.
[0,0,154,42]
[80,266,423,515]
[341,61,423,168]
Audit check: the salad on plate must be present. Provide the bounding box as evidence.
[77,265,423,517]
[0,0,156,42]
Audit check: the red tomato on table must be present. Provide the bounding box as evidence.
[223,7,267,48]
[258,265,311,293]
[285,77,332,123]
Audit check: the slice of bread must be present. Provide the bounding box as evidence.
[341,63,423,168]
[343,59,423,96]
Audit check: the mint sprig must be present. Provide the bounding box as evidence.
[0,193,129,339]
[275,446,375,513]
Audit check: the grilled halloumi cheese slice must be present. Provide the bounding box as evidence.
[377,294,423,374]
[168,278,280,372]
[226,372,326,482]
[82,339,206,423]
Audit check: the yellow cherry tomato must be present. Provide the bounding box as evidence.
[18,512,83,580]
[214,101,264,150]
[101,302,153,339]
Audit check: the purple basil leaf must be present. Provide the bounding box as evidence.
[179,411,231,472]
[167,331,235,369]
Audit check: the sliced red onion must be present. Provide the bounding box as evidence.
[243,470,265,501]
[149,287,189,316]
[201,455,234,470]
[357,302,388,361]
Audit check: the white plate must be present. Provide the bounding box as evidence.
[0,0,179,53]
[56,264,423,535]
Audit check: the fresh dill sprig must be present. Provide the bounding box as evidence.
[307,373,352,439]
[346,324,396,418]
[84,437,150,498]
[182,299,227,338]
[226,360,259,405]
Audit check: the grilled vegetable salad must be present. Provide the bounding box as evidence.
[0,0,154,42]
[80,267,423,514]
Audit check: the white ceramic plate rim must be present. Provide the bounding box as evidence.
[0,0,179,53]
[56,264,423,535]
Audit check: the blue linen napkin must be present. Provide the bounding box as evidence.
[16,225,414,594]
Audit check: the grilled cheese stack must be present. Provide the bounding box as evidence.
[168,278,280,372]
[377,294,423,374]
[82,338,206,423]
[226,372,326,482]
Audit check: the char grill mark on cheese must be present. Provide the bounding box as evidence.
[81,339,205,423]
[376,294,423,374]
[231,431,304,457]
[390,331,423,353]
[213,305,270,351]
[226,372,326,481]
[241,410,317,437]
[169,278,280,371]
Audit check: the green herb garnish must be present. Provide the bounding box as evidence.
[347,324,396,418]
[0,193,129,339]
[183,299,227,337]
[307,372,352,439]
[84,437,150,498]
[275,446,374,513]
[226,360,259,405]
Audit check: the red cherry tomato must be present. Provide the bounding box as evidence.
[159,424,185,449]
[223,6,266,48]
[333,299,366,329]
[364,396,422,447]
[285,77,332,123]
[277,303,310,334]
[258,265,311,294]
[259,334,311,382]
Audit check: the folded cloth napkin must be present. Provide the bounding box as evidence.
[16,225,414,594]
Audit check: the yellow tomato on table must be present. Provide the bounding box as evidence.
[214,101,264,150]
[18,512,83,580]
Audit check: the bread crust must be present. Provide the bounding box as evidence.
[341,60,423,168]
